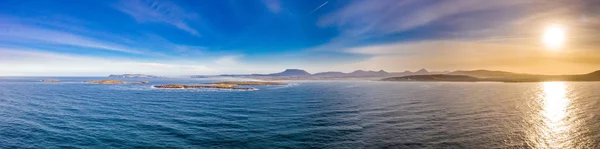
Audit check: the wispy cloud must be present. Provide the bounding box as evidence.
[262,0,282,14]
[318,0,530,37]
[114,0,201,36]
[0,22,146,55]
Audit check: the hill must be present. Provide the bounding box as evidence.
[383,70,600,82]
[448,70,525,78]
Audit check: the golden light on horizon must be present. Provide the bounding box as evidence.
[543,25,566,49]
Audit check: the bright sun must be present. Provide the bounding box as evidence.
[543,25,565,49]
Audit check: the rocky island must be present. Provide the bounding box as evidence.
[153,84,255,90]
[208,81,287,85]
[87,80,149,84]
[154,81,286,90]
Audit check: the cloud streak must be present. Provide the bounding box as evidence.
[0,23,146,55]
[309,1,328,14]
[114,0,201,36]
[318,0,530,36]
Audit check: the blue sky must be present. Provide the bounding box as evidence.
[1,0,599,76]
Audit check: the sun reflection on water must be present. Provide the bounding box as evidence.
[536,82,572,148]
[542,82,569,122]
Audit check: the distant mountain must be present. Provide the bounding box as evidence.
[448,70,524,78]
[312,71,346,77]
[109,74,163,78]
[347,70,388,77]
[388,69,430,77]
[266,69,311,77]
[415,68,429,74]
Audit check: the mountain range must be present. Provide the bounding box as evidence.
[147,68,600,82]
[191,68,434,79]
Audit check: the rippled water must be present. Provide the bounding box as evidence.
[1,77,600,148]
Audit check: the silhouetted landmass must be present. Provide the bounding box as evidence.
[447,70,526,78]
[383,70,600,82]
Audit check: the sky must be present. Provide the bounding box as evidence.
[1,0,600,76]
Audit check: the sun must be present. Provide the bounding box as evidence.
[543,25,565,49]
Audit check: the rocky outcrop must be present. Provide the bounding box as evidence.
[154,81,284,90]
[208,81,286,85]
[153,84,255,90]
[41,79,61,82]
[87,80,126,84]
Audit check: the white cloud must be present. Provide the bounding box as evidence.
[0,48,214,76]
[114,0,200,36]
[262,0,282,14]
[215,55,242,66]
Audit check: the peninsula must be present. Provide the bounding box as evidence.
[382,70,600,82]
[87,80,150,84]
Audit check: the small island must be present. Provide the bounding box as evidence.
[154,81,286,90]
[87,80,149,84]
[208,81,287,85]
[41,79,61,83]
[153,84,255,90]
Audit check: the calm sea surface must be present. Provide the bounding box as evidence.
[1,77,599,148]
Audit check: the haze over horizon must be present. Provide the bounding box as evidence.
[1,0,600,76]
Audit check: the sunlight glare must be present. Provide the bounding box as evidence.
[536,82,573,148]
[543,25,565,49]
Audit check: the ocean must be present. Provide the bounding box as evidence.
[1,77,599,148]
